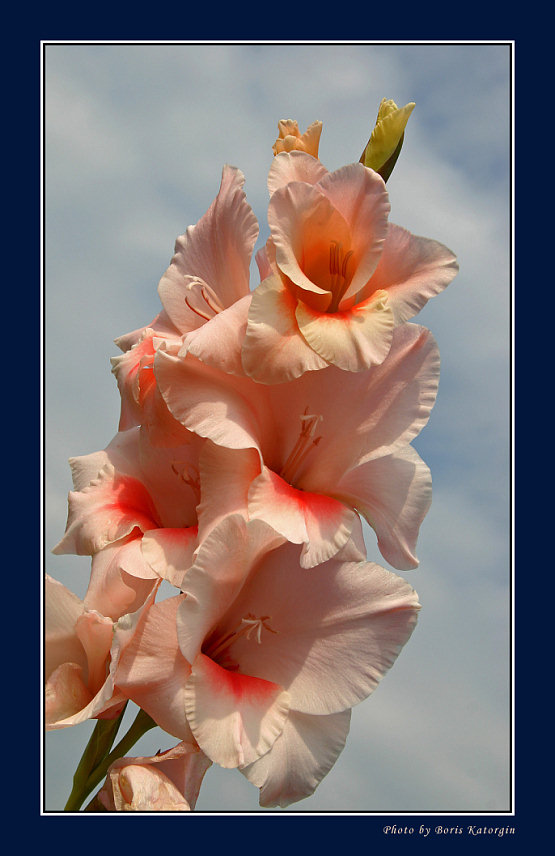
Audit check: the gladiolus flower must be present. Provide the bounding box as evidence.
[114,514,420,800]
[156,321,439,570]
[44,575,154,729]
[111,164,260,426]
[157,164,258,337]
[53,427,203,617]
[242,151,457,383]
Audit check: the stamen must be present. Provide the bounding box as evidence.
[328,240,354,312]
[184,279,225,321]
[198,282,225,315]
[205,613,278,662]
[185,296,212,321]
[342,249,354,278]
[280,407,323,485]
[240,615,278,643]
[171,461,200,501]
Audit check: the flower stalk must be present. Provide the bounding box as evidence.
[64,705,156,811]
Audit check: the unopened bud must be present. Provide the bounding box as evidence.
[360,98,415,182]
[273,119,323,158]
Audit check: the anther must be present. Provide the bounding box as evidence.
[205,613,278,662]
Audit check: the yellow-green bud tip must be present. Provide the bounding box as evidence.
[361,99,415,181]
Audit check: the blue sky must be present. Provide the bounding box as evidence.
[43,41,512,813]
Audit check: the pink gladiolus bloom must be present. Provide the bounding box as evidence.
[114,515,420,803]
[157,164,258,337]
[242,151,458,383]
[155,322,439,569]
[111,164,259,425]
[53,427,203,617]
[44,575,154,729]
[97,741,212,812]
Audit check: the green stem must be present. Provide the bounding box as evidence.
[65,707,157,811]
[64,705,127,811]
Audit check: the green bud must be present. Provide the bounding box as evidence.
[360,98,415,182]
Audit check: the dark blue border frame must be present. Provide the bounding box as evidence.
[26,17,534,851]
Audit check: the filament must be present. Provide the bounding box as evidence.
[184,279,225,321]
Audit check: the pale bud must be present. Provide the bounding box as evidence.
[273,119,323,158]
[360,98,415,181]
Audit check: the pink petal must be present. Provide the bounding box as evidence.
[114,595,194,742]
[336,446,432,570]
[316,162,390,301]
[248,467,355,568]
[74,610,115,694]
[52,463,159,556]
[45,663,93,727]
[158,165,258,332]
[155,349,270,452]
[110,329,157,431]
[269,181,348,310]
[247,467,308,546]
[184,653,290,769]
[242,275,330,383]
[84,536,159,621]
[293,323,440,488]
[47,587,155,730]
[300,490,357,568]
[140,526,199,588]
[240,323,439,496]
[365,222,459,321]
[241,709,351,807]
[177,515,282,664]
[196,442,261,543]
[110,329,182,432]
[126,432,202,529]
[267,150,329,196]
[67,449,112,493]
[219,542,421,715]
[334,513,367,562]
[99,742,211,812]
[45,575,88,679]
[102,763,192,811]
[142,744,212,810]
[140,384,198,449]
[182,294,251,376]
[295,288,395,371]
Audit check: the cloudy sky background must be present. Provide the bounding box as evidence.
[43,41,512,814]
